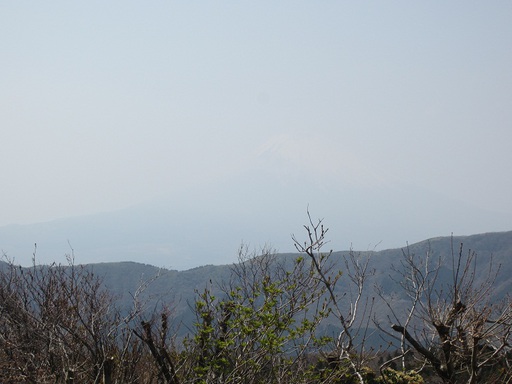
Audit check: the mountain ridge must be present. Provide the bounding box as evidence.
[2,230,511,345]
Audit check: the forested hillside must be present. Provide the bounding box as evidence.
[1,228,511,383]
[90,230,512,329]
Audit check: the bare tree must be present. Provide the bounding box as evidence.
[380,240,512,383]
[292,212,377,384]
[0,248,151,383]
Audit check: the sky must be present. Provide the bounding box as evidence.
[1,2,512,267]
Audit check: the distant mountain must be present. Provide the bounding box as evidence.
[0,140,510,270]
[1,179,510,271]
[32,230,510,343]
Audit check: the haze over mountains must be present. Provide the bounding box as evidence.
[1,137,510,270]
[0,149,510,270]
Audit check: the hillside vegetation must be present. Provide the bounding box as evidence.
[0,222,511,383]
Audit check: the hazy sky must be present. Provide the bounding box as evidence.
[1,2,511,264]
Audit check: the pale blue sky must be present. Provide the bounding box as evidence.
[1,2,511,266]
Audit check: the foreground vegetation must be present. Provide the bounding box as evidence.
[0,216,511,383]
